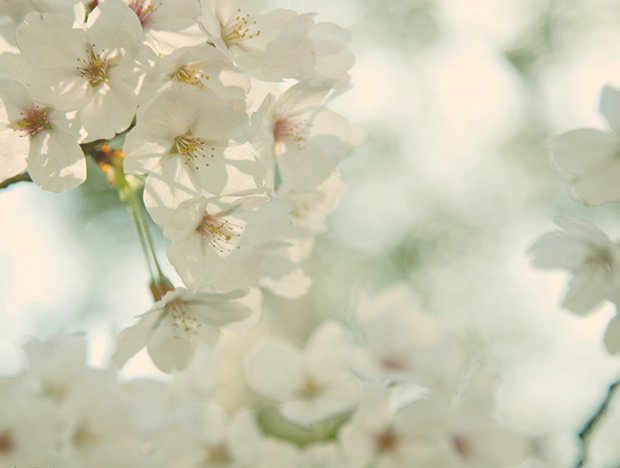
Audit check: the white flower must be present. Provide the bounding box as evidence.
[305,22,355,87]
[549,85,620,205]
[21,333,90,400]
[0,386,63,467]
[0,77,85,191]
[123,87,251,196]
[198,0,315,81]
[350,286,465,388]
[163,194,252,292]
[159,44,250,101]
[109,0,204,54]
[529,217,620,314]
[246,320,361,427]
[16,0,157,141]
[113,286,252,373]
[159,404,263,467]
[256,80,365,191]
[339,392,454,468]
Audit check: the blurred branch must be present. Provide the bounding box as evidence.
[0,172,32,190]
[576,380,620,467]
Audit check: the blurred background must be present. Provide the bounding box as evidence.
[3,0,620,465]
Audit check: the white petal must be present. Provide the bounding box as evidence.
[246,337,305,401]
[163,197,208,241]
[27,67,91,111]
[0,128,28,180]
[563,265,610,314]
[147,315,195,373]
[143,160,203,226]
[86,0,144,58]
[123,126,171,175]
[572,159,620,205]
[27,129,86,192]
[112,312,159,368]
[549,128,618,176]
[277,139,334,190]
[167,236,208,292]
[16,12,89,68]
[599,85,620,133]
[604,312,620,354]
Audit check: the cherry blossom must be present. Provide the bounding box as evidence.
[16,0,157,141]
[113,287,252,373]
[529,217,620,315]
[0,77,85,191]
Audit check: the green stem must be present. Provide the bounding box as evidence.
[112,159,164,283]
[132,189,164,278]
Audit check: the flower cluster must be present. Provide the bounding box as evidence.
[529,85,620,355]
[0,0,363,372]
[0,1,542,467]
[1,289,532,467]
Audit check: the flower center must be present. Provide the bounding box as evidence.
[273,117,310,151]
[168,299,202,336]
[381,354,410,371]
[451,433,473,458]
[173,133,215,170]
[12,105,52,137]
[173,65,209,88]
[0,430,15,454]
[127,0,160,28]
[300,376,321,399]
[196,212,242,255]
[376,426,400,453]
[586,247,614,270]
[76,44,109,87]
[73,424,98,447]
[220,8,261,47]
[206,444,232,465]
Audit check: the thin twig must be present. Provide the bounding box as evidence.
[0,172,32,190]
[576,380,620,467]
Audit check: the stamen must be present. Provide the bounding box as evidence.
[273,117,310,151]
[196,211,242,255]
[128,0,160,28]
[172,65,209,88]
[76,44,109,87]
[168,299,202,337]
[220,8,261,46]
[173,133,215,170]
[12,105,52,137]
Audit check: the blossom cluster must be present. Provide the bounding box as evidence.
[0,0,363,371]
[0,1,542,467]
[0,288,532,467]
[529,85,620,355]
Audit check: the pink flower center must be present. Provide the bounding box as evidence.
[451,433,473,458]
[128,0,159,28]
[13,105,52,137]
[196,212,242,255]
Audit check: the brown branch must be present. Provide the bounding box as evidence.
[0,172,32,190]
